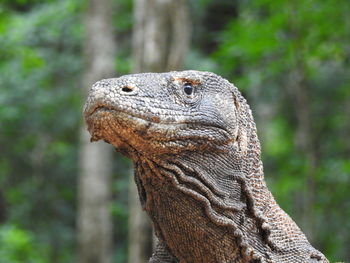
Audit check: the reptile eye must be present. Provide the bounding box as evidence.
[183,83,193,95]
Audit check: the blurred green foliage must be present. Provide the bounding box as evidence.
[0,224,47,263]
[0,0,349,262]
[0,0,83,262]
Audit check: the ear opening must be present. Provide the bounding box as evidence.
[231,87,248,154]
[233,96,240,110]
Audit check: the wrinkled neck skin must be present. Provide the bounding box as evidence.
[130,142,327,263]
[133,147,244,263]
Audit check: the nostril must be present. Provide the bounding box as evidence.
[121,86,134,93]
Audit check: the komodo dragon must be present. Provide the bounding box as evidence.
[83,70,329,263]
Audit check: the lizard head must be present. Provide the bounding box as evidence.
[84,70,257,158]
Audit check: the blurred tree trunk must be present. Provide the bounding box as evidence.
[132,0,190,73]
[287,4,317,242]
[128,1,190,263]
[77,0,116,262]
[288,67,317,242]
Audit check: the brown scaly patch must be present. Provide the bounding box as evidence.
[173,77,201,86]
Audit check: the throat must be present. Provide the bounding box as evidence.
[133,155,265,262]
[135,157,244,263]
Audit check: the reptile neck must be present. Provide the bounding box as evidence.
[133,147,325,263]
[134,150,250,263]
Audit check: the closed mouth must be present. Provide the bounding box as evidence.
[85,104,230,137]
[86,105,116,117]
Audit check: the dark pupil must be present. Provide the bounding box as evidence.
[183,83,193,95]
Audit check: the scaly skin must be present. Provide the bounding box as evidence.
[84,71,329,263]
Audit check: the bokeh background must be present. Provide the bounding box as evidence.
[0,0,349,262]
